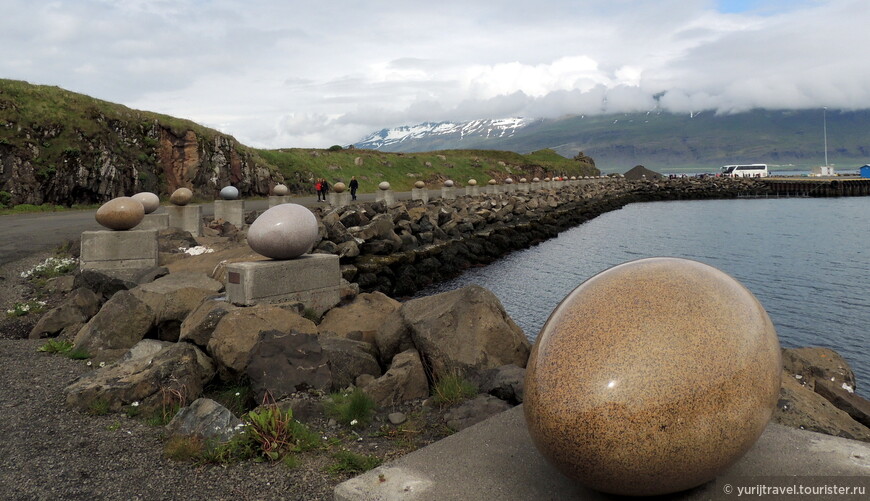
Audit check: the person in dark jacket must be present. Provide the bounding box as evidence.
[349,176,359,200]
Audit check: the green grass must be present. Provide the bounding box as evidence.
[327,450,382,475]
[37,339,74,354]
[325,388,377,427]
[432,371,477,407]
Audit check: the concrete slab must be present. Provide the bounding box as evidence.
[376,190,396,205]
[268,195,291,208]
[80,229,158,274]
[411,188,429,203]
[225,254,340,314]
[213,199,245,227]
[134,213,169,231]
[329,192,351,208]
[440,187,456,200]
[335,405,870,501]
[166,205,203,237]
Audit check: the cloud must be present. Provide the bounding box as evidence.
[1,0,869,148]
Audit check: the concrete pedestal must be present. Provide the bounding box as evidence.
[375,190,395,205]
[225,254,341,314]
[441,187,456,200]
[166,205,203,237]
[530,182,542,191]
[486,185,501,195]
[328,192,351,208]
[268,195,290,208]
[213,199,245,228]
[465,186,480,197]
[517,183,530,193]
[80,229,158,277]
[504,184,516,193]
[411,188,429,203]
[134,213,169,231]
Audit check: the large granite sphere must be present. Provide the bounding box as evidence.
[333,182,347,193]
[414,181,426,189]
[524,257,781,496]
[132,192,159,214]
[443,180,454,188]
[247,203,318,260]
[272,184,289,196]
[95,197,145,230]
[170,187,193,206]
[467,179,478,186]
[378,181,391,191]
[505,178,514,184]
[219,186,239,200]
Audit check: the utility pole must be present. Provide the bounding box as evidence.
[823,107,829,167]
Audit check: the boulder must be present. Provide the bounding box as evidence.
[74,269,138,299]
[29,288,102,339]
[374,310,415,367]
[130,271,223,342]
[73,290,155,358]
[121,339,174,363]
[399,285,531,380]
[361,349,429,407]
[814,379,870,428]
[65,342,215,415]
[179,298,238,348]
[443,394,512,432]
[157,227,199,253]
[773,373,870,442]
[246,330,332,402]
[166,398,244,443]
[318,292,401,344]
[321,337,382,390]
[476,364,526,404]
[322,211,355,244]
[782,347,856,389]
[206,305,317,381]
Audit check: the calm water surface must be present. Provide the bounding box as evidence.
[417,197,870,393]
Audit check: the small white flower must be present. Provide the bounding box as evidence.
[86,361,92,367]
[234,392,240,397]
[350,419,358,426]
[99,362,106,368]
[131,401,140,407]
[794,374,802,380]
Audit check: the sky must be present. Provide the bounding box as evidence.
[2,0,868,148]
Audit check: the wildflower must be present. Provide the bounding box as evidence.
[131,401,140,407]
[350,419,358,426]
[99,361,106,368]
[234,392,240,397]
[86,361,93,367]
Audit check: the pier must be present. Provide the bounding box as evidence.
[752,177,870,198]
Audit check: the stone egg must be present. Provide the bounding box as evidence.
[272,184,289,196]
[170,187,193,206]
[488,179,497,185]
[444,180,454,188]
[524,257,781,496]
[132,192,160,214]
[378,181,391,191]
[246,203,319,260]
[467,179,477,186]
[333,182,347,193]
[544,177,551,182]
[414,180,426,189]
[571,176,577,180]
[532,177,540,182]
[95,197,145,230]
[505,178,514,184]
[219,186,240,200]
[519,178,528,183]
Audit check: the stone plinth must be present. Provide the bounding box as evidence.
[485,185,501,195]
[465,186,480,197]
[530,182,542,191]
[134,213,169,231]
[166,205,203,237]
[213,199,245,228]
[80,229,158,277]
[504,184,516,193]
[375,189,395,205]
[328,191,351,208]
[411,187,429,203]
[441,186,456,200]
[517,183,530,193]
[225,254,341,314]
[268,195,290,208]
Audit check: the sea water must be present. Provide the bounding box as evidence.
[417,197,870,394]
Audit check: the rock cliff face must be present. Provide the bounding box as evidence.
[0,79,282,206]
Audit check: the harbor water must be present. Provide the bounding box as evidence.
[417,197,870,394]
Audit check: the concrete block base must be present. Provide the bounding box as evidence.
[213,200,245,228]
[441,187,456,200]
[225,254,341,314]
[80,229,158,276]
[328,192,351,208]
[268,195,290,207]
[375,190,395,205]
[166,205,203,237]
[411,188,429,203]
[517,183,530,193]
[465,186,480,197]
[485,185,500,195]
[134,213,169,231]
[530,182,542,191]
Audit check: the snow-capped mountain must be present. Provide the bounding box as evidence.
[354,117,535,151]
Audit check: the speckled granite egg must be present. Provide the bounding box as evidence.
[169,187,193,206]
[519,178,528,183]
[219,186,239,200]
[505,178,514,184]
[488,179,497,185]
[443,180,454,187]
[333,182,347,193]
[532,177,540,182]
[247,203,318,259]
[467,179,477,186]
[414,181,426,189]
[272,184,289,196]
[132,192,160,214]
[524,257,781,496]
[95,197,145,230]
[378,182,391,191]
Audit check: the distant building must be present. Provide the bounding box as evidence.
[811,165,835,177]
[861,165,870,178]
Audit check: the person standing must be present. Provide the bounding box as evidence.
[321,178,330,201]
[349,176,359,201]
[315,179,323,201]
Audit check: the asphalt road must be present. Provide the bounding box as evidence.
[0,189,440,266]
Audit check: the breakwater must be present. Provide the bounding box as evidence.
[311,177,771,297]
[761,177,870,197]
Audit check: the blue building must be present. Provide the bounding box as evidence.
[861,165,870,178]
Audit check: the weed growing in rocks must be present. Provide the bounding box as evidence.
[37,338,74,354]
[19,257,77,281]
[325,388,376,427]
[432,371,477,407]
[327,450,382,475]
[146,386,187,426]
[6,299,47,318]
[243,401,320,461]
[88,399,110,416]
[206,382,254,417]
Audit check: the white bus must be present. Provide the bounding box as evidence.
[721,164,769,178]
